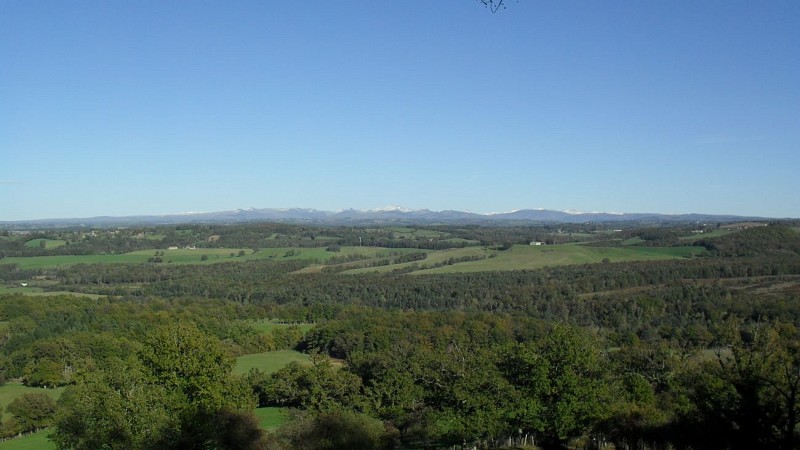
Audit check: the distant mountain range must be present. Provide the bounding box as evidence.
[0,206,778,228]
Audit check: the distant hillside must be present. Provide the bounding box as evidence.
[0,207,778,228]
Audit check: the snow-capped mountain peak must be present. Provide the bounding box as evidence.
[366,205,415,213]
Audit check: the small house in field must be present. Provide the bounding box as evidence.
[168,246,179,250]
[530,241,543,246]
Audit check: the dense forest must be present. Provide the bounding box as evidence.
[1,221,799,449]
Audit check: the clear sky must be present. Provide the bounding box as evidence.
[2,1,799,221]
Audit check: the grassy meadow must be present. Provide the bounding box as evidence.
[254,407,290,430]
[2,242,708,276]
[23,239,67,249]
[0,246,422,271]
[0,285,103,299]
[341,244,706,275]
[0,248,253,270]
[233,350,311,376]
[678,229,735,242]
[1,429,55,450]
[0,383,65,419]
[417,244,705,274]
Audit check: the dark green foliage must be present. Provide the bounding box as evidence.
[5,392,57,434]
[698,225,800,257]
[273,410,393,450]
[262,354,363,411]
[0,294,275,381]
[2,222,800,449]
[51,359,179,449]
[51,324,258,450]
[675,319,800,450]
[211,409,269,450]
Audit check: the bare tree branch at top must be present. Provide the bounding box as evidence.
[478,0,506,13]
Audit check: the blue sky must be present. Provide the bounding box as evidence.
[2,1,798,220]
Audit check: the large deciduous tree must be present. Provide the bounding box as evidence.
[535,325,610,448]
[680,319,800,450]
[6,392,57,435]
[51,323,263,450]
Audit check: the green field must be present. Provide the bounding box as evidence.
[417,244,706,274]
[0,246,421,270]
[321,243,707,275]
[249,246,420,263]
[0,285,46,295]
[678,229,735,242]
[0,248,253,270]
[1,429,55,450]
[344,246,489,274]
[254,407,290,430]
[0,383,65,418]
[0,242,708,275]
[233,350,311,375]
[23,239,67,249]
[386,227,449,239]
[0,285,103,299]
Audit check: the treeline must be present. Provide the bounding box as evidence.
[16,253,800,332]
[248,309,800,449]
[0,294,284,389]
[0,221,633,258]
[1,223,799,448]
[17,226,792,308]
[3,292,799,449]
[321,252,428,274]
[697,225,800,257]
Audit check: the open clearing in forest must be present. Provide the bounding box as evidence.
[678,229,735,242]
[0,248,252,269]
[2,429,55,450]
[0,246,422,270]
[0,243,707,274]
[23,238,67,249]
[0,383,65,418]
[342,244,706,275]
[417,244,705,274]
[255,407,290,430]
[0,285,103,298]
[233,349,311,375]
[342,246,489,274]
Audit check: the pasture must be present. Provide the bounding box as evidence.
[255,407,290,430]
[0,248,250,270]
[0,241,707,276]
[0,285,103,299]
[385,226,449,239]
[233,350,311,375]
[0,246,421,270]
[340,244,705,275]
[343,246,489,275]
[0,383,65,418]
[1,429,55,450]
[417,244,706,274]
[678,229,735,242]
[23,239,67,249]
